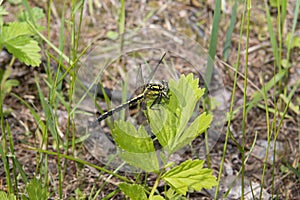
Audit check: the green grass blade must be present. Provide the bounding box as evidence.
[35,78,59,143]
[11,155,29,184]
[286,0,300,60]
[264,1,279,67]
[119,0,125,35]
[21,0,36,27]
[240,1,252,198]
[6,120,19,196]
[118,0,125,54]
[215,0,246,198]
[259,74,272,199]
[223,0,238,61]
[30,148,132,183]
[0,135,12,194]
[206,0,221,86]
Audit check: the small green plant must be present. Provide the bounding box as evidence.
[22,179,49,200]
[112,74,217,199]
[0,190,16,200]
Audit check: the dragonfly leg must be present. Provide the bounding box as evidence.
[151,93,170,109]
[150,95,162,109]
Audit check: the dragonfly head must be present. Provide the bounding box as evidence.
[161,80,170,99]
[161,80,168,91]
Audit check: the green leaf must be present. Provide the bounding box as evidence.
[113,121,153,153]
[3,79,19,96]
[162,159,217,195]
[4,36,41,66]
[173,112,212,153]
[106,31,119,40]
[26,179,49,200]
[285,32,300,49]
[149,195,165,200]
[164,188,186,200]
[113,121,160,172]
[1,22,35,40]
[281,59,290,69]
[0,67,19,100]
[149,74,212,154]
[18,7,45,22]
[74,188,85,199]
[0,22,41,66]
[118,183,147,200]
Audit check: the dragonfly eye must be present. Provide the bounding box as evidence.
[161,80,168,87]
[161,80,169,92]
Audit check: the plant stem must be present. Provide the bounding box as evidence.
[149,171,163,198]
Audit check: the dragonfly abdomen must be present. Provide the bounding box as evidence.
[97,93,144,122]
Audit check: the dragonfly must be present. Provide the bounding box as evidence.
[96,52,169,123]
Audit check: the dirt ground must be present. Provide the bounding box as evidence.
[1,0,300,199]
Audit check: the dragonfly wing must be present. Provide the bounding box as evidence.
[147,52,166,82]
[136,64,145,88]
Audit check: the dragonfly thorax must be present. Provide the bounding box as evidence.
[142,82,169,100]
